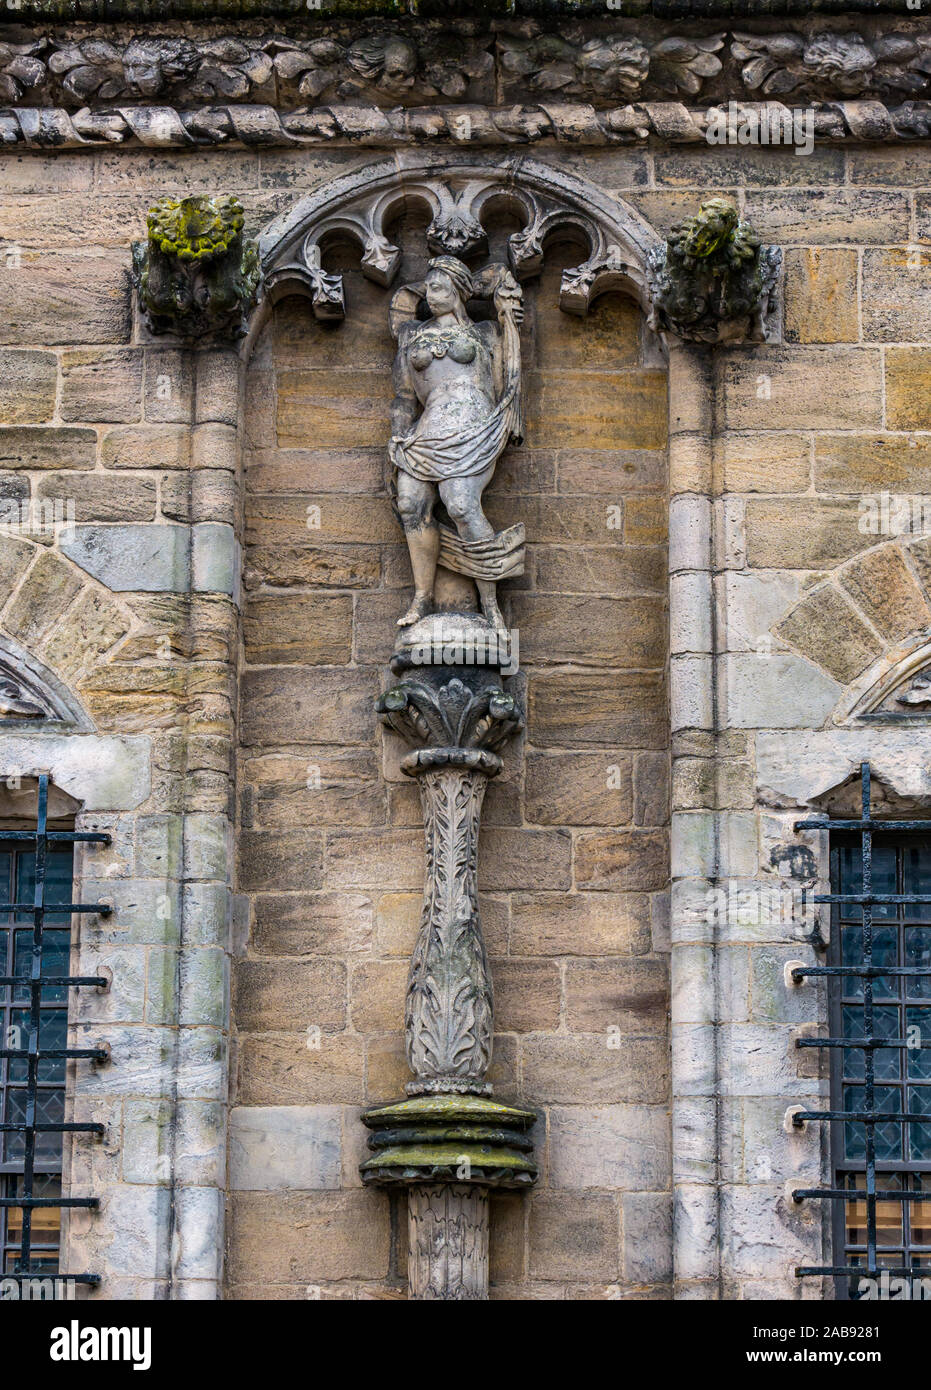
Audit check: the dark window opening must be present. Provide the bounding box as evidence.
[831,833,931,1297]
[792,764,931,1299]
[0,841,73,1275]
[0,774,110,1287]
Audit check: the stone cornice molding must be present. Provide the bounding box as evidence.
[1,97,926,148]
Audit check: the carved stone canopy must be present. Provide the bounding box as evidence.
[258,154,662,327]
[258,155,779,344]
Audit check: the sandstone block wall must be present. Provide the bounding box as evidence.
[228,215,671,1299]
[0,150,249,1296]
[0,132,927,1298]
[659,143,931,1298]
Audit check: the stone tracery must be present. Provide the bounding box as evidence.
[257,156,662,327]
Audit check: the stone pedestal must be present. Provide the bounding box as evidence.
[361,1090,536,1299]
[360,632,536,1299]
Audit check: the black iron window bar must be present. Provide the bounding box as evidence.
[791,761,931,1289]
[0,773,111,1286]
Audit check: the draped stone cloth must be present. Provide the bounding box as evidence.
[388,276,525,578]
[388,279,522,484]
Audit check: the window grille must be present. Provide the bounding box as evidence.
[0,773,110,1286]
[791,762,931,1296]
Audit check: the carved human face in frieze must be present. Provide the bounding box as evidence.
[347,34,417,95]
[381,37,418,90]
[575,36,650,101]
[802,32,876,85]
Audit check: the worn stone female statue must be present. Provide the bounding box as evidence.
[388,254,525,643]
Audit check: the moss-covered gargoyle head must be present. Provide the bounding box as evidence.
[680,196,740,260]
[132,194,260,341]
[648,194,780,345]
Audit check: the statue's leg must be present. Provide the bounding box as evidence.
[439,473,508,641]
[396,471,439,627]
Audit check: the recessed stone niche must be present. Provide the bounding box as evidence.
[228,193,671,1299]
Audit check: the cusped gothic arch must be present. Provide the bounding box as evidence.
[842,638,931,724]
[0,631,92,730]
[255,152,664,332]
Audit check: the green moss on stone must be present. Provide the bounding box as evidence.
[362,1092,536,1128]
[360,1141,538,1186]
[147,195,244,264]
[360,1093,539,1186]
[133,193,259,340]
[366,1124,535,1149]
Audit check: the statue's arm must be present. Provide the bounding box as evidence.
[479,319,506,399]
[390,328,419,438]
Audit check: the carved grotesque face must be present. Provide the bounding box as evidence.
[380,38,417,90]
[803,33,875,81]
[347,34,417,93]
[576,36,650,101]
[121,40,166,97]
[424,268,460,316]
[684,197,739,258]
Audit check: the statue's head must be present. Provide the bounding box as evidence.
[683,197,739,259]
[424,256,474,316]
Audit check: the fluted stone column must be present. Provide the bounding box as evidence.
[361,648,536,1300]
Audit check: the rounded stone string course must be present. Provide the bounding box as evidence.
[0,100,927,150]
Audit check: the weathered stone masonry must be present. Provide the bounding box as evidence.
[231,177,673,1298]
[0,0,929,1300]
